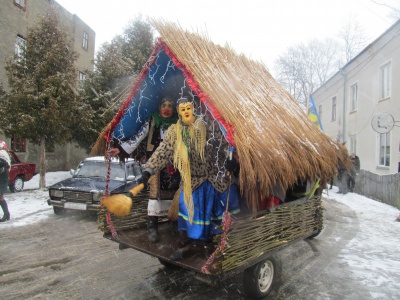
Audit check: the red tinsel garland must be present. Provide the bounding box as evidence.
[201,211,233,274]
[102,157,119,240]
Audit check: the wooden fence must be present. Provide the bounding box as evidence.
[355,170,400,209]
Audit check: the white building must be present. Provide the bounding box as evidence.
[313,20,400,175]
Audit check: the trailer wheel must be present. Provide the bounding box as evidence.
[243,257,281,299]
[307,228,322,239]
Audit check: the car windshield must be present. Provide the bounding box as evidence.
[74,161,126,181]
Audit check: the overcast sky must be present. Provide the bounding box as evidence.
[55,0,398,70]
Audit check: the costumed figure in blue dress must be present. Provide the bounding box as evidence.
[139,96,240,260]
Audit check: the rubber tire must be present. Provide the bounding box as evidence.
[10,176,24,193]
[243,257,281,299]
[53,206,67,215]
[307,228,322,239]
[158,258,180,269]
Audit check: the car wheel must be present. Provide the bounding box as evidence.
[243,257,281,299]
[10,176,24,193]
[53,207,67,215]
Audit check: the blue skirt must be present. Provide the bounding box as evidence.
[177,181,240,240]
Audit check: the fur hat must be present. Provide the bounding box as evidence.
[159,96,175,107]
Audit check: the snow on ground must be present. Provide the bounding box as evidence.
[324,186,400,295]
[2,171,71,228]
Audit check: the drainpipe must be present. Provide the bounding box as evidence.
[340,68,347,144]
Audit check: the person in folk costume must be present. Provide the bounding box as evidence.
[138,96,240,261]
[107,97,180,243]
[0,140,11,222]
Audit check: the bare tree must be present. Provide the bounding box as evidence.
[274,19,369,108]
[274,38,342,108]
[338,18,368,63]
[370,0,400,20]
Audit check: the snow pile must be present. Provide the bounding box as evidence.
[324,187,400,295]
[2,171,71,228]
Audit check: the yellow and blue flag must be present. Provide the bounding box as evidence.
[308,94,323,131]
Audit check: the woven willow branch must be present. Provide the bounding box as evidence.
[213,196,323,272]
[98,192,149,232]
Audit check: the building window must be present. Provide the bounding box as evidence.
[11,135,26,152]
[349,135,357,154]
[82,32,88,50]
[14,35,26,60]
[318,105,322,119]
[379,132,390,167]
[78,72,86,87]
[13,0,26,11]
[331,97,336,121]
[350,83,358,111]
[381,62,391,99]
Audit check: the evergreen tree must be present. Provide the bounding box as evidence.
[75,16,154,151]
[121,17,155,73]
[75,37,135,150]
[0,12,92,188]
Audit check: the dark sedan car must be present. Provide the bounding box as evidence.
[47,156,142,215]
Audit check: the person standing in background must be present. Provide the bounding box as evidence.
[0,140,11,222]
[348,153,360,192]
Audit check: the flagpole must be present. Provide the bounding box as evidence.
[308,92,324,131]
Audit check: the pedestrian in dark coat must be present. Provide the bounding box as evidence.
[336,162,348,193]
[0,140,11,222]
[348,153,360,192]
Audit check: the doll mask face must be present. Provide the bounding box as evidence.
[159,100,174,118]
[178,102,196,125]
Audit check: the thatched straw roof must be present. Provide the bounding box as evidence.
[91,19,350,211]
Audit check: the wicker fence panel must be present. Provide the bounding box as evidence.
[216,196,323,272]
[98,192,149,232]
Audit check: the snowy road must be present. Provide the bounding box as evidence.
[0,173,399,299]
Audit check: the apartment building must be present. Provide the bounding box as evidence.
[0,0,95,171]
